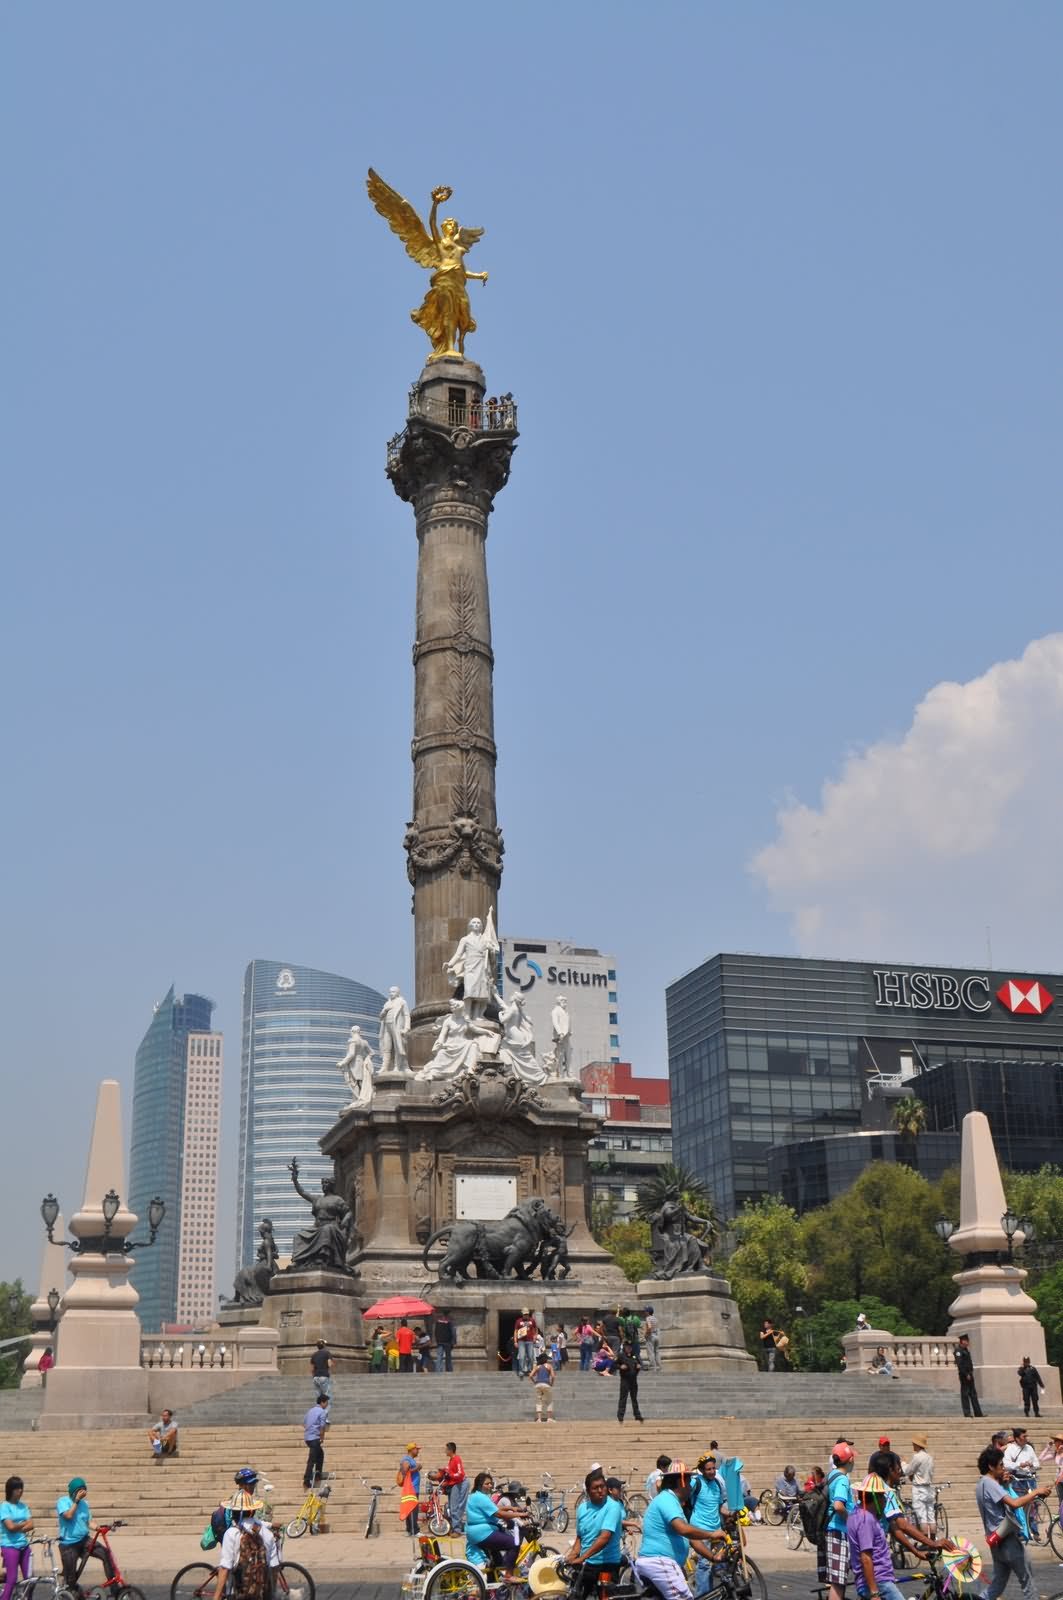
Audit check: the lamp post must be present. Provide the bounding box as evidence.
[40,1191,165,1253]
[6,1291,20,1322]
[1001,1211,1034,1263]
[934,1215,956,1248]
[46,1288,60,1333]
[794,1304,813,1366]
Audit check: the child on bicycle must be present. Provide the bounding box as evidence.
[212,1492,278,1600]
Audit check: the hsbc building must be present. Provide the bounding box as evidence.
[499,936,619,1073]
[667,952,1063,1219]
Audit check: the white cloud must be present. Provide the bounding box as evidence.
[751,634,1063,966]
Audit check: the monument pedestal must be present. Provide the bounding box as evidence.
[260,1270,364,1374]
[635,1273,756,1372]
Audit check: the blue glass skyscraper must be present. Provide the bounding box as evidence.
[129,986,215,1333]
[235,960,385,1272]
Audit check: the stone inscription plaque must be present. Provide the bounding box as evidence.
[456,1173,516,1220]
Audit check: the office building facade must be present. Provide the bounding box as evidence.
[235,960,385,1272]
[500,936,619,1070]
[129,987,218,1332]
[581,1060,671,1218]
[667,953,1063,1219]
[175,1030,223,1325]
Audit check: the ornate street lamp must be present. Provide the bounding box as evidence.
[6,1291,20,1321]
[46,1288,60,1331]
[934,1215,956,1245]
[38,1190,166,1254]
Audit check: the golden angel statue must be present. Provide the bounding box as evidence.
[367,168,488,361]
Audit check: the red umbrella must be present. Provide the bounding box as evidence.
[362,1295,435,1318]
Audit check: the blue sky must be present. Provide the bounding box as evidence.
[3,4,1062,1290]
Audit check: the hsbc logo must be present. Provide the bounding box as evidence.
[873,968,1055,1018]
[997,979,1054,1016]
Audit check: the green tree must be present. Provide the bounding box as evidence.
[795,1296,917,1372]
[599,1219,652,1285]
[635,1164,720,1249]
[799,1163,954,1330]
[0,1281,32,1389]
[892,1097,928,1137]
[723,1197,808,1355]
[1003,1166,1063,1245]
[590,1190,618,1243]
[1029,1262,1063,1370]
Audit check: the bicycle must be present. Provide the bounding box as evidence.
[7,1536,84,1600]
[782,1501,806,1550]
[407,1520,561,1600]
[170,1521,314,1600]
[63,1523,145,1600]
[901,1482,951,1541]
[361,1477,385,1539]
[285,1473,334,1537]
[756,1488,796,1528]
[534,1474,571,1534]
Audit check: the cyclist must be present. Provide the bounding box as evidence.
[56,1478,117,1592]
[688,1453,728,1598]
[635,1461,718,1600]
[865,1451,954,1560]
[565,1468,624,1597]
[212,1491,278,1600]
[465,1472,522,1576]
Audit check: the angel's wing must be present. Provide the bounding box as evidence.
[366,168,437,267]
[458,226,484,252]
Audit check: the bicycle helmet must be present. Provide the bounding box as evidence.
[234,1468,259,1488]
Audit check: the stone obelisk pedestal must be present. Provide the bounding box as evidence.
[947,1110,1061,1407]
[388,357,516,1067]
[42,1080,150,1428]
[21,1213,67,1388]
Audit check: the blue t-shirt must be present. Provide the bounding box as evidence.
[877,1487,903,1531]
[0,1503,31,1549]
[576,1495,624,1566]
[57,1496,91,1544]
[401,1454,421,1494]
[690,1475,725,1532]
[465,1490,501,1550]
[826,1469,855,1534]
[639,1489,688,1563]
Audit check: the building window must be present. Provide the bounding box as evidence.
[607,970,616,981]
[609,1012,618,1024]
[610,1035,619,1049]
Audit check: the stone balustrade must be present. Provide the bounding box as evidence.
[841,1326,956,1388]
[136,1325,279,1412]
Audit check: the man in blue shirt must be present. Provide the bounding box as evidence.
[689,1454,729,1597]
[565,1470,625,1596]
[636,1463,719,1600]
[302,1397,330,1490]
[56,1478,116,1590]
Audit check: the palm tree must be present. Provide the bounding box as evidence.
[892,1095,927,1170]
[892,1096,927,1138]
[635,1163,720,1249]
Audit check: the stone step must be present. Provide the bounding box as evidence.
[0,1413,1032,1535]
[169,1371,985,1427]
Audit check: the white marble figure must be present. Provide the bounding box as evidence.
[418,999,498,1081]
[497,992,547,1085]
[337,1025,375,1107]
[443,909,499,1017]
[543,994,574,1079]
[379,986,412,1073]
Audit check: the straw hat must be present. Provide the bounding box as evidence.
[911,1433,928,1449]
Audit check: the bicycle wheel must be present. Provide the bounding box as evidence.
[784,1508,804,1551]
[22,1581,60,1600]
[365,1494,379,1539]
[117,1586,147,1600]
[552,1507,569,1534]
[739,1556,768,1600]
[1028,1502,1049,1547]
[422,1560,488,1600]
[170,1565,217,1600]
[275,1561,315,1600]
[428,1508,452,1536]
[760,1493,786,1528]
[626,1493,649,1520]
[935,1503,949,1541]
[285,1518,308,1539]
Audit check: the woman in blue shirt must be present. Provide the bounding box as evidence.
[56,1477,116,1591]
[464,1473,521,1573]
[1,1478,33,1600]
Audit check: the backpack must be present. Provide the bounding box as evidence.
[237,1526,269,1600]
[798,1483,831,1545]
[201,1505,230,1550]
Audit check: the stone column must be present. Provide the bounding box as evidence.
[42,1079,150,1427]
[21,1214,67,1388]
[388,356,516,1066]
[947,1110,1061,1405]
